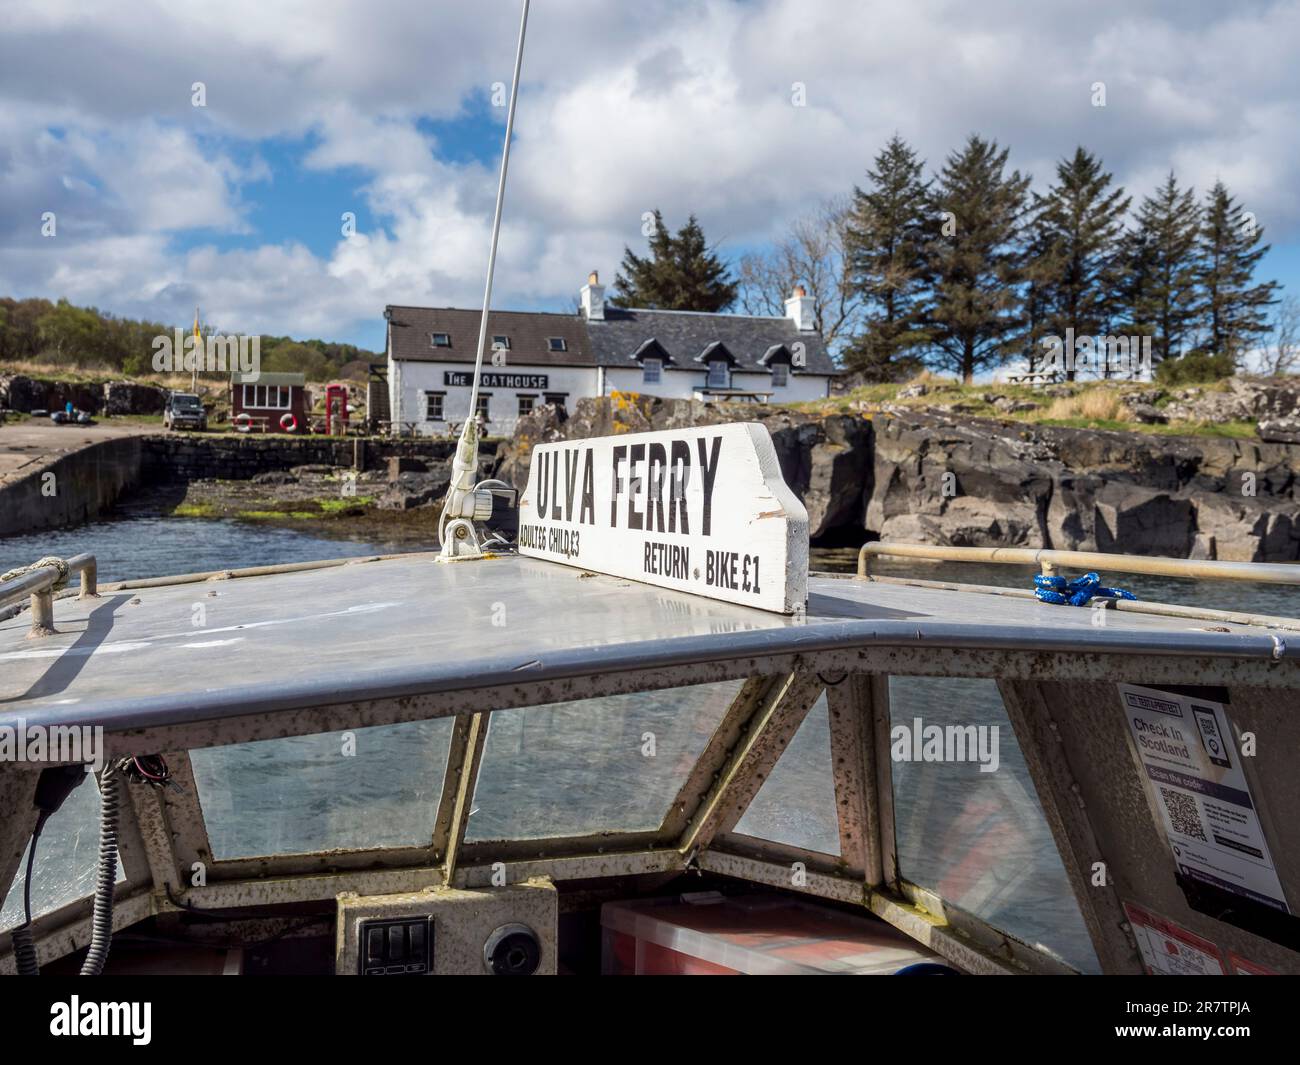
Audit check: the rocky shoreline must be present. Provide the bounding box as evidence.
[10,382,1296,563]
[492,392,1300,562]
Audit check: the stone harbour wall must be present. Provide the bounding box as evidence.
[139,434,457,481]
[0,433,463,537]
[0,436,144,538]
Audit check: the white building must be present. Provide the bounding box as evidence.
[385,273,839,436]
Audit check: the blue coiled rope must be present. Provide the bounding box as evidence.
[1033,571,1138,607]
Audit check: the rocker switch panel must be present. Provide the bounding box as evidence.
[358,917,433,975]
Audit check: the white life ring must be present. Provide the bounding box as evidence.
[233,412,253,433]
[280,411,298,433]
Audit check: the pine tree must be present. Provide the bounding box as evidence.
[923,135,1031,384]
[1197,181,1278,362]
[1026,147,1130,379]
[842,135,931,379]
[1119,173,1200,365]
[610,211,737,312]
[1018,222,1062,375]
[1112,223,1158,368]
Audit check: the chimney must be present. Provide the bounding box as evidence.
[785,284,814,332]
[580,270,605,321]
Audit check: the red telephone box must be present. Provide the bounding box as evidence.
[325,384,350,435]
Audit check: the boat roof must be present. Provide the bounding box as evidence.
[1,552,1292,736]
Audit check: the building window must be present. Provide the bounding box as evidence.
[707,360,729,389]
[518,394,535,417]
[492,335,511,350]
[425,391,445,421]
[431,332,451,348]
[543,393,568,414]
[547,337,567,352]
[642,357,662,385]
[242,384,291,409]
[771,362,789,388]
[476,393,491,423]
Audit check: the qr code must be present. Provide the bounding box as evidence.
[1160,787,1207,841]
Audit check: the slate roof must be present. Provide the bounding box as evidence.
[588,307,836,375]
[386,307,594,367]
[386,303,838,375]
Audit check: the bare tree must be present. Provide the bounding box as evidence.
[1262,294,1300,376]
[737,196,863,356]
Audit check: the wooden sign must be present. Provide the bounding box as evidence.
[518,423,808,613]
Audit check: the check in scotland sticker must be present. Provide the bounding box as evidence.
[1119,684,1289,913]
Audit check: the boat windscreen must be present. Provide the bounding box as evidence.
[191,719,455,859]
[1,774,123,931]
[734,693,840,856]
[467,680,742,841]
[886,675,1100,973]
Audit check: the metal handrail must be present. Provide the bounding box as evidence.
[857,542,1300,584]
[0,553,98,636]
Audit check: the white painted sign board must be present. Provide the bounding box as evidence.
[518,423,808,613]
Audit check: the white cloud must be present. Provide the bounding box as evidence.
[0,0,1297,346]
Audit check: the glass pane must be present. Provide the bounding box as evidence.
[888,676,1099,973]
[467,681,742,841]
[2,771,121,930]
[734,694,840,855]
[191,718,454,859]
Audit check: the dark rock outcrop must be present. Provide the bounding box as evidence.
[497,397,1300,561]
[376,470,451,510]
[0,374,105,414]
[1162,377,1300,426]
[103,380,166,415]
[871,409,1300,561]
[1094,482,1195,557]
[866,411,1054,547]
[0,374,167,415]
[1259,416,1300,444]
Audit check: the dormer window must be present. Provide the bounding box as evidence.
[547,337,567,352]
[771,362,789,388]
[707,360,729,389]
[431,332,451,348]
[492,335,511,350]
[642,357,662,385]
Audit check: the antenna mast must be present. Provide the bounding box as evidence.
[439,0,529,560]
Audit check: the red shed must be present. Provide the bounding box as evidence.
[230,371,308,433]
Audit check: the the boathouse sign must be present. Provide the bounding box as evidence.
[518,423,808,613]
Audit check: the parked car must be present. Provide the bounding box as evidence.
[164,392,208,431]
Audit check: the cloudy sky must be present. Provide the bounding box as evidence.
[2,0,1297,352]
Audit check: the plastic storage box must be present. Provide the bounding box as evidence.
[601,892,947,975]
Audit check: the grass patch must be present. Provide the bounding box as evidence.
[318,496,374,514]
[231,497,376,523]
[171,502,217,518]
[1165,419,1257,439]
[238,509,318,520]
[1044,391,1133,422]
[788,377,1267,440]
[1031,417,1257,438]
